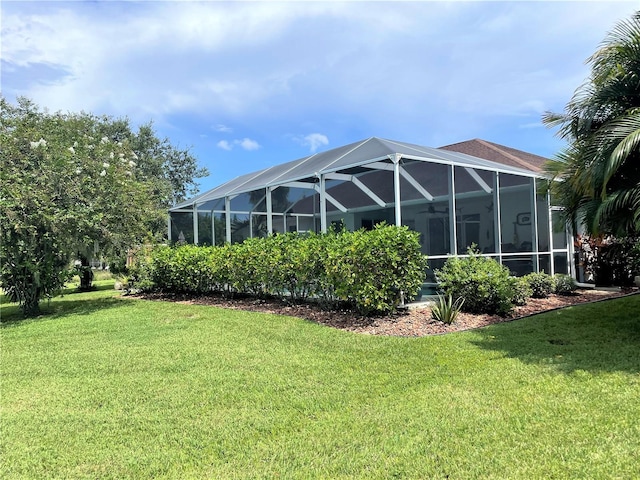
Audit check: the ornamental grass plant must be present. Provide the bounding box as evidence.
[431,294,465,324]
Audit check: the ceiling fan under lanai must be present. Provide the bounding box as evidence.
[418,205,459,215]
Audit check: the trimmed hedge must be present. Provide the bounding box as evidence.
[324,226,428,314]
[134,225,427,315]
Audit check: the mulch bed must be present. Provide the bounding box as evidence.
[135,288,636,337]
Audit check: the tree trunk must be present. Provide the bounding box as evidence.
[78,254,94,291]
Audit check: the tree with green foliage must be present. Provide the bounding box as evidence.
[0,96,207,315]
[543,11,640,237]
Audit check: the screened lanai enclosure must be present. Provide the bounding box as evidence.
[169,137,573,290]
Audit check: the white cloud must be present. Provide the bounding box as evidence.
[299,133,329,153]
[2,0,637,173]
[216,138,260,151]
[236,138,260,151]
[4,3,631,123]
[217,140,232,151]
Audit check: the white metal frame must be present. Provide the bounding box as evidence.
[167,141,572,281]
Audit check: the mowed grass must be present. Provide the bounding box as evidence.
[1,287,639,479]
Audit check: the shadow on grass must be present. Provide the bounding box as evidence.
[471,294,640,374]
[61,282,116,294]
[0,292,128,326]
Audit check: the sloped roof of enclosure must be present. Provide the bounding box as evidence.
[171,137,546,211]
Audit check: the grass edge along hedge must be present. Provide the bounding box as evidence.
[132,224,428,315]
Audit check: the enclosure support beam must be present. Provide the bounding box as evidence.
[531,178,540,272]
[352,177,386,207]
[495,173,503,263]
[325,192,348,213]
[193,203,199,245]
[324,173,386,207]
[449,166,457,255]
[314,183,347,214]
[465,167,492,193]
[225,197,232,244]
[568,221,576,279]
[318,174,327,233]
[266,187,273,235]
[399,168,434,201]
[365,161,395,172]
[167,215,172,242]
[211,209,215,246]
[493,172,500,255]
[393,154,402,226]
[548,198,556,276]
[278,181,316,190]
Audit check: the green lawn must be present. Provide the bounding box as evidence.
[1,287,639,479]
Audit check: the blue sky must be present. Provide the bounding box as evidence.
[2,1,636,195]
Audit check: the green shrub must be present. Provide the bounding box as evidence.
[306,232,339,306]
[144,244,216,294]
[525,271,556,298]
[208,244,232,294]
[436,248,515,316]
[130,225,427,315]
[323,224,427,314]
[179,245,218,294]
[555,274,577,295]
[224,233,328,301]
[125,244,157,292]
[510,276,532,306]
[431,294,465,324]
[631,240,640,278]
[595,236,640,287]
[227,238,268,296]
[281,232,325,302]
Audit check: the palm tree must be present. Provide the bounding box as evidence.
[543,11,640,237]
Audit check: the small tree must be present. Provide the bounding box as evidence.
[0,97,205,315]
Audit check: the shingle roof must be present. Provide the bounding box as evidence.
[439,138,549,173]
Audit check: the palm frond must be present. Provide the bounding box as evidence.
[589,12,640,82]
[542,10,640,237]
[600,114,640,192]
[596,187,640,235]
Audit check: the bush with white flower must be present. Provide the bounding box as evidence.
[0,97,168,315]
